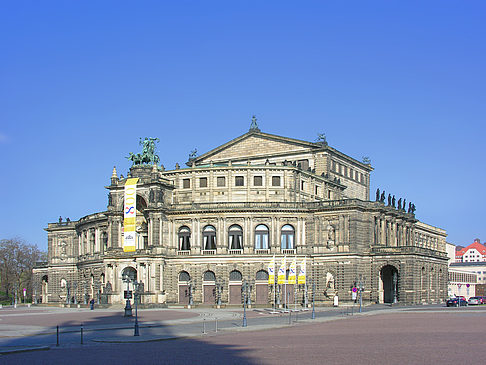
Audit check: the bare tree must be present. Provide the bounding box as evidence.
[0,238,46,302]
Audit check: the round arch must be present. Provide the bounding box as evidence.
[380,265,399,304]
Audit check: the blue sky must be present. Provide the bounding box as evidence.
[1,1,485,251]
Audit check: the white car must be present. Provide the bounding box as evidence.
[468,297,480,305]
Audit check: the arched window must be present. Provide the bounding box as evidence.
[178,226,191,251]
[203,270,216,282]
[255,224,269,249]
[228,225,243,249]
[179,271,191,282]
[256,270,269,281]
[281,224,295,249]
[203,225,216,250]
[229,270,242,282]
[122,267,137,282]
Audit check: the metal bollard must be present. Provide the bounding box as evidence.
[215,318,218,333]
[288,310,292,325]
[56,325,59,346]
[202,319,206,334]
[81,324,84,345]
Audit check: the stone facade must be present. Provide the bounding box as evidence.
[33,127,448,306]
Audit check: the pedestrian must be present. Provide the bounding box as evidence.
[90,298,95,310]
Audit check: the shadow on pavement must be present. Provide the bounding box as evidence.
[0,306,259,365]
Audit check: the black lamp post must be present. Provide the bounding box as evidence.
[215,279,222,307]
[66,282,71,304]
[312,280,315,319]
[123,275,132,317]
[392,271,398,304]
[242,279,248,327]
[133,280,140,336]
[356,276,365,313]
[188,279,194,307]
[73,282,78,305]
[83,282,88,305]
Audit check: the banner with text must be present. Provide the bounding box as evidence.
[268,256,276,285]
[288,258,296,284]
[298,258,306,285]
[123,178,139,252]
[277,257,287,285]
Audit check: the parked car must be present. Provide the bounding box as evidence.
[446,297,468,307]
[468,297,481,305]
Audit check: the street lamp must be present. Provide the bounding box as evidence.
[123,275,133,317]
[215,279,222,307]
[242,279,249,327]
[73,282,78,305]
[187,278,194,307]
[83,282,88,305]
[312,280,315,319]
[392,271,398,304]
[66,281,71,304]
[133,280,140,336]
[355,275,365,313]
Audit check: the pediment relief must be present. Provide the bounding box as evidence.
[198,134,316,163]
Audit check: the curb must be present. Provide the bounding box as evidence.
[0,346,50,355]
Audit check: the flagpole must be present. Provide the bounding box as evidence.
[273,257,276,312]
[294,255,297,311]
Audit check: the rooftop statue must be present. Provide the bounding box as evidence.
[316,133,327,146]
[249,115,260,132]
[126,137,160,166]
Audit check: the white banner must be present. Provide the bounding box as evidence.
[123,178,139,252]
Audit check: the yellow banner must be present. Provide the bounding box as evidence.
[288,258,296,284]
[277,257,286,285]
[298,258,306,285]
[123,178,139,252]
[268,256,275,285]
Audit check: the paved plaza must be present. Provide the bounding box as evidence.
[0,304,485,364]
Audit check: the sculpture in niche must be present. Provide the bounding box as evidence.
[157,190,164,203]
[326,224,335,249]
[149,189,155,203]
[324,272,336,298]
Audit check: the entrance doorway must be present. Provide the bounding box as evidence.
[203,271,216,305]
[380,265,399,303]
[229,270,242,304]
[178,271,191,304]
[255,270,269,305]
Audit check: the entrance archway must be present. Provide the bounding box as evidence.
[255,270,269,305]
[229,270,242,304]
[203,271,216,304]
[121,267,137,302]
[380,265,399,303]
[178,271,191,304]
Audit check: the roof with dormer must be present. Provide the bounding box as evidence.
[456,241,486,257]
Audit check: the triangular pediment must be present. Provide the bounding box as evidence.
[195,131,321,164]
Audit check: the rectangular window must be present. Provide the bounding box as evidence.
[272,176,281,186]
[182,178,190,189]
[235,176,244,186]
[199,177,207,188]
[254,176,263,186]
[217,176,226,187]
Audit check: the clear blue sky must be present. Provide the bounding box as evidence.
[1,1,485,251]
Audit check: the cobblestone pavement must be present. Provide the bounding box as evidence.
[1,305,485,364]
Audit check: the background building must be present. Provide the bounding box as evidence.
[34,123,448,306]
